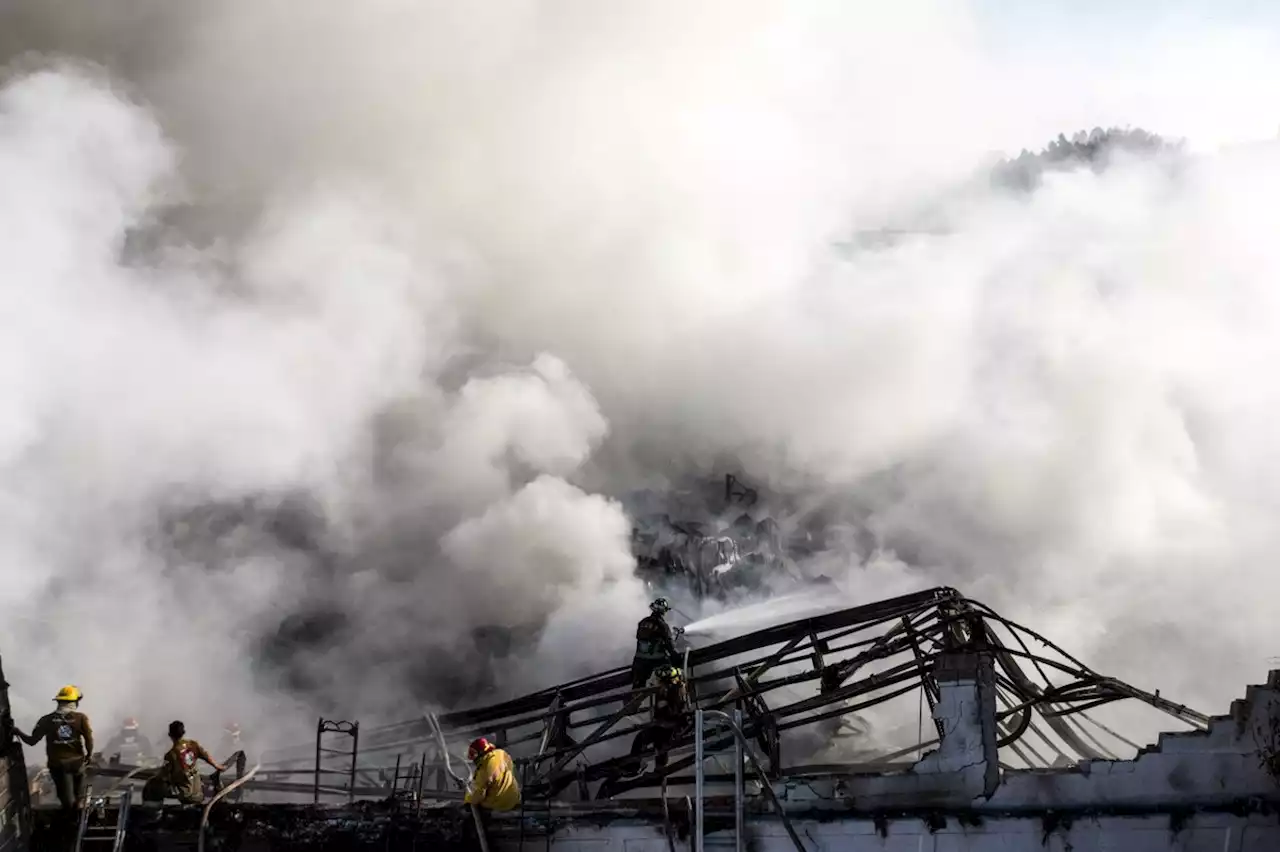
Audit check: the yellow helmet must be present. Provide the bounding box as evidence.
[657,666,682,683]
[53,685,82,703]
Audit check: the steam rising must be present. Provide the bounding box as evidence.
[1,1,1278,756]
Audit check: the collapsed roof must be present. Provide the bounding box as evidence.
[251,586,1209,804]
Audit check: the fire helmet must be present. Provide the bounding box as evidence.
[53,685,82,703]
[467,738,495,762]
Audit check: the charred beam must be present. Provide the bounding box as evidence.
[902,616,945,741]
[535,694,645,784]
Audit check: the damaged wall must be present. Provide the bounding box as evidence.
[512,811,1278,852]
[491,665,1280,851]
[986,670,1280,810]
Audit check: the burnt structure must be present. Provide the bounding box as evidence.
[629,474,805,601]
[25,586,1280,850]
[347,587,1209,801]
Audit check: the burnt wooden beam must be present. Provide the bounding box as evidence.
[712,634,806,708]
[809,630,826,672]
[535,694,645,784]
[902,616,945,741]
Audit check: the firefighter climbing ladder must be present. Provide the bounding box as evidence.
[73,786,131,852]
[313,718,360,804]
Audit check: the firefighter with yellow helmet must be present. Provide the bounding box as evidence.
[12,685,95,811]
[622,665,690,777]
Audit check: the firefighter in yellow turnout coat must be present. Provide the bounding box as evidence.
[464,737,520,811]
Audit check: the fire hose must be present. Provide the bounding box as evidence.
[427,712,491,852]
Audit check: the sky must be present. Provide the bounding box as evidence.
[973,0,1280,150]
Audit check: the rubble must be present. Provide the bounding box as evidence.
[32,801,474,851]
[629,474,802,600]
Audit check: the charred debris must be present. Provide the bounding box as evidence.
[628,473,824,601]
[14,583,1268,850]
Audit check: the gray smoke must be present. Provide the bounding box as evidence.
[1,1,1279,758]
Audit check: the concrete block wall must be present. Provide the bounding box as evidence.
[990,670,1280,809]
[498,668,1280,851]
[501,811,1280,852]
[821,653,1001,810]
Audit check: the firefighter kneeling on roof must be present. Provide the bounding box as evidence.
[142,720,227,804]
[464,737,520,811]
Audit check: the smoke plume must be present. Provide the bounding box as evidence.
[1,0,1279,757]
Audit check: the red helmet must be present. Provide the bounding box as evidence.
[467,737,495,761]
[123,718,139,731]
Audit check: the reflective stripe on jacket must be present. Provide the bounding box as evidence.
[464,748,520,811]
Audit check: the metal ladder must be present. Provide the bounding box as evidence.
[313,718,359,804]
[74,787,131,852]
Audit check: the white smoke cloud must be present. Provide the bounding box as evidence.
[0,62,636,747]
[447,475,643,683]
[1,0,1279,766]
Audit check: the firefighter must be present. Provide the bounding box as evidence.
[633,598,682,689]
[464,737,520,812]
[103,717,154,766]
[142,720,227,805]
[622,665,690,777]
[12,685,94,812]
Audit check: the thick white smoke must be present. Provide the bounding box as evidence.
[0,61,643,745]
[1,0,1278,761]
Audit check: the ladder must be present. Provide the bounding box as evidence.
[313,718,359,804]
[387,751,427,810]
[74,787,131,852]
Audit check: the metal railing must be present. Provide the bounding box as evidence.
[694,708,805,852]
